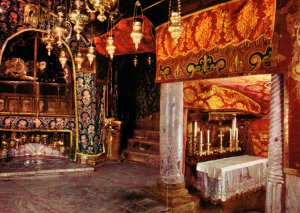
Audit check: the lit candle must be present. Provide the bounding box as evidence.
[207,130,210,143]
[194,121,198,137]
[232,115,237,139]
[200,130,203,144]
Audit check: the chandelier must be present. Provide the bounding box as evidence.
[130,1,143,50]
[86,0,119,22]
[24,0,97,70]
[168,0,183,45]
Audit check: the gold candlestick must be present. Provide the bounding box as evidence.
[218,130,225,153]
[199,130,205,156]
[235,128,241,151]
[206,130,213,155]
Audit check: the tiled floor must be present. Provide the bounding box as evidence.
[0,160,167,213]
[0,157,94,177]
[0,158,265,213]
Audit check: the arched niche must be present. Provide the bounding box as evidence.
[0,28,79,159]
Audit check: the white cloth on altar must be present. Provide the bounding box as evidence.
[194,155,268,202]
[11,143,66,158]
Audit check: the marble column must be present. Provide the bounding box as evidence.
[266,74,284,213]
[150,82,198,212]
[159,82,185,185]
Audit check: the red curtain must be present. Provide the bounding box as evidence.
[94,16,156,56]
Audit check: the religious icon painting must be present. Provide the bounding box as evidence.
[0,99,5,111]
[21,98,33,112]
[47,101,57,113]
[59,101,67,114]
[38,100,45,113]
[8,98,19,112]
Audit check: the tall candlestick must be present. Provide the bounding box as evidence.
[232,114,237,139]
[206,129,213,155]
[207,130,210,143]
[194,121,197,137]
[199,130,204,156]
[200,130,203,144]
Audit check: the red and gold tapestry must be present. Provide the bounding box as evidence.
[156,0,277,83]
[94,16,156,56]
[184,81,261,115]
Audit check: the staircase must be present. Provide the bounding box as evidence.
[123,113,160,167]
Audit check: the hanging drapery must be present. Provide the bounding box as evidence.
[94,16,156,56]
[155,0,277,83]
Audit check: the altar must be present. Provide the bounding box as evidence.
[194,155,268,202]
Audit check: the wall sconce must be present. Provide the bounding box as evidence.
[130,1,143,50]
[168,0,183,45]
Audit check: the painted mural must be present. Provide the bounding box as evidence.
[155,0,277,83]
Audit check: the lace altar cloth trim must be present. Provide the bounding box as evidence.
[7,143,67,158]
[194,155,268,202]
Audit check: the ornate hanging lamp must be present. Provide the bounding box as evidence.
[133,55,138,67]
[87,44,96,66]
[106,16,116,60]
[59,50,68,68]
[168,0,183,45]
[68,0,89,40]
[75,50,85,70]
[86,0,118,22]
[41,0,55,56]
[52,6,70,47]
[130,0,143,50]
[41,22,55,56]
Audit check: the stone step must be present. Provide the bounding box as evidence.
[123,150,159,167]
[136,113,160,131]
[133,130,160,140]
[127,145,159,154]
[128,138,159,145]
[127,138,159,153]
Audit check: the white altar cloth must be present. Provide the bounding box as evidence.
[194,155,268,202]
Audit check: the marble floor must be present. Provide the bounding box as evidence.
[0,159,265,213]
[0,160,169,213]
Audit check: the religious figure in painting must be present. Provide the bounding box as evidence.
[3,58,34,80]
[0,99,4,111]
